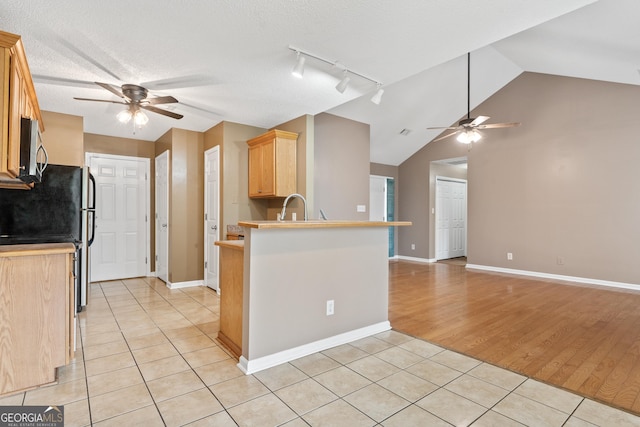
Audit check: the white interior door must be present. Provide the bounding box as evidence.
[436,177,467,260]
[88,154,149,281]
[155,151,169,284]
[204,146,220,291]
[369,175,387,221]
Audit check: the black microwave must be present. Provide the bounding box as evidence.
[19,117,48,183]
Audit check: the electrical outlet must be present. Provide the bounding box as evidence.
[357,205,366,213]
[326,300,334,316]
[507,252,513,260]
[411,244,415,250]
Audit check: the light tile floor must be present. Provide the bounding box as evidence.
[2,276,640,426]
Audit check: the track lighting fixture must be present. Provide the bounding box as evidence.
[335,71,350,93]
[292,51,305,78]
[370,84,384,105]
[288,45,383,104]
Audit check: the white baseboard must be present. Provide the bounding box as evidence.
[396,255,436,263]
[237,321,391,375]
[465,264,640,291]
[166,279,204,289]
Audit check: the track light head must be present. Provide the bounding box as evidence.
[371,84,384,105]
[292,52,305,78]
[335,72,350,93]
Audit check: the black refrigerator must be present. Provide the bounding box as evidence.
[0,164,95,312]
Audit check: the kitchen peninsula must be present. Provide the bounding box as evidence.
[217,220,410,375]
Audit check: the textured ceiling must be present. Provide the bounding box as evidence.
[3,0,637,165]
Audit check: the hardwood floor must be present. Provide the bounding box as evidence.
[388,259,640,415]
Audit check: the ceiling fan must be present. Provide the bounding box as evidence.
[428,52,520,144]
[74,82,184,125]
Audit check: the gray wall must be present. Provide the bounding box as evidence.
[314,113,371,221]
[243,226,389,362]
[399,72,640,284]
[398,131,469,259]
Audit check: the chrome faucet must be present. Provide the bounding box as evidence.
[280,193,308,221]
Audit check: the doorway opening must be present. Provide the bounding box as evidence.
[204,146,220,292]
[155,151,169,284]
[370,175,395,257]
[435,176,467,261]
[86,153,150,282]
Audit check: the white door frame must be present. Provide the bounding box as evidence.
[204,146,220,292]
[369,175,389,222]
[85,152,151,278]
[155,151,170,283]
[435,176,467,260]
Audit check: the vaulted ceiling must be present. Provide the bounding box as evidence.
[2,0,638,165]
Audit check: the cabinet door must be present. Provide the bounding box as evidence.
[248,144,263,197]
[0,252,68,394]
[6,51,23,177]
[248,139,276,197]
[260,139,275,196]
[67,253,75,363]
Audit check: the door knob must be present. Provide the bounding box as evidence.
[211,225,217,231]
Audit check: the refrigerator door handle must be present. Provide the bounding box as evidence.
[89,173,96,210]
[88,173,96,246]
[88,210,96,246]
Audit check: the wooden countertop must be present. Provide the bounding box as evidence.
[0,242,76,257]
[238,220,412,230]
[215,240,245,250]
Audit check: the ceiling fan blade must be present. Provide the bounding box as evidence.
[145,95,179,105]
[96,82,125,99]
[427,126,460,130]
[141,75,217,90]
[470,116,490,126]
[73,97,127,105]
[141,105,184,120]
[432,131,459,142]
[33,75,97,88]
[477,122,521,129]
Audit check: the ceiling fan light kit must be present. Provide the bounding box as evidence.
[456,129,482,144]
[116,109,132,123]
[133,109,149,126]
[427,52,520,144]
[74,82,184,130]
[288,45,383,104]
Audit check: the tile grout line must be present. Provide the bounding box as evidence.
[105,277,239,426]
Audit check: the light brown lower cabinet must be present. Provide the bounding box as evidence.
[215,240,244,358]
[0,243,75,396]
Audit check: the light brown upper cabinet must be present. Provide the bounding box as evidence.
[0,30,44,189]
[247,130,297,198]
